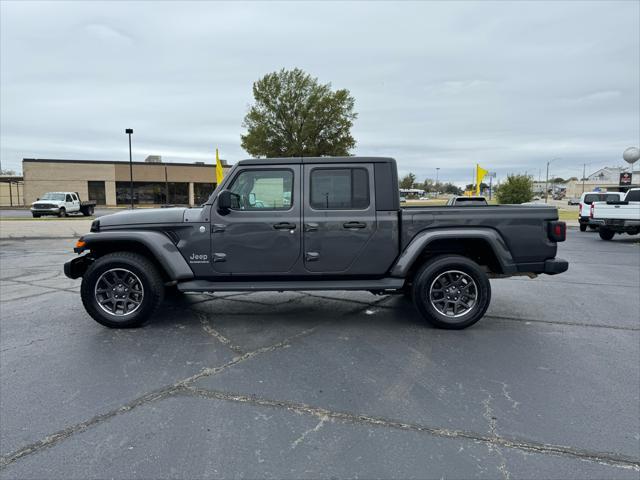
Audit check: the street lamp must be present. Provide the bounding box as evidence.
[435,167,440,197]
[545,157,560,204]
[125,128,134,209]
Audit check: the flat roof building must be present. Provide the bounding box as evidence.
[22,158,231,207]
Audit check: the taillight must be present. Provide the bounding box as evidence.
[590,204,594,218]
[548,221,566,242]
[578,202,582,218]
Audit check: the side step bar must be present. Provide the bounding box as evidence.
[177,278,405,293]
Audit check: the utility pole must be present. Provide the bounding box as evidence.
[582,163,586,194]
[126,128,134,209]
[545,161,550,203]
[435,167,440,197]
[545,157,560,203]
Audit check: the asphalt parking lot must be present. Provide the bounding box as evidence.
[1,230,638,479]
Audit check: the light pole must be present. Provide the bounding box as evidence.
[435,168,440,197]
[126,128,134,209]
[582,163,586,194]
[545,157,560,204]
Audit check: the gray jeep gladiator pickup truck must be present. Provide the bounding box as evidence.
[64,157,568,330]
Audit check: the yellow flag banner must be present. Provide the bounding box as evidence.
[476,164,489,195]
[215,148,224,185]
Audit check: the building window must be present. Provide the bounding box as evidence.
[115,182,189,205]
[310,168,369,210]
[87,181,106,205]
[194,183,216,205]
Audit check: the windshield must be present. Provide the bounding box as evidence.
[454,197,487,205]
[584,193,619,204]
[40,193,66,201]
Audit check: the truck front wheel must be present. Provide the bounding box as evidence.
[80,252,164,328]
[412,255,491,330]
[579,224,587,232]
[599,228,615,241]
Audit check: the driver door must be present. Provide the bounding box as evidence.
[210,166,301,275]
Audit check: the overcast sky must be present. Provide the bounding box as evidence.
[1,1,638,184]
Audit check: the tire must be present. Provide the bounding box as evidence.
[58,207,67,218]
[579,224,587,232]
[81,252,165,328]
[588,225,597,230]
[412,255,491,330]
[599,228,615,241]
[32,213,40,218]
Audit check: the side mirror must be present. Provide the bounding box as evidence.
[217,190,241,213]
[36,197,40,201]
[217,190,232,211]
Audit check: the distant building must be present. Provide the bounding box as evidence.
[21,158,232,207]
[565,166,639,198]
[0,175,24,207]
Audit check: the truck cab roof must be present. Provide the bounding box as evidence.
[236,156,396,166]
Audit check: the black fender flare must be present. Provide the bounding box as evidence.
[76,231,194,281]
[390,228,516,277]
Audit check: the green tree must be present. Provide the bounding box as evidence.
[442,182,462,195]
[399,173,416,189]
[241,68,357,157]
[421,178,435,192]
[496,174,534,204]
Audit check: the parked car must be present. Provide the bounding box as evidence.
[30,192,96,218]
[567,198,580,205]
[65,156,567,330]
[577,191,625,232]
[446,196,488,206]
[590,188,640,240]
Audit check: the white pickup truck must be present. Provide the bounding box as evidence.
[30,192,96,218]
[590,188,640,240]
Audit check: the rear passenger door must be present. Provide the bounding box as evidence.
[302,163,376,273]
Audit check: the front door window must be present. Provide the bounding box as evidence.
[228,170,293,210]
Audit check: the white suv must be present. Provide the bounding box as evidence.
[578,191,625,231]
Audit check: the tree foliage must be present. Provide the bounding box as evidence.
[496,174,534,204]
[241,68,357,157]
[399,172,416,189]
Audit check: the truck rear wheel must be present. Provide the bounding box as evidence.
[599,228,615,241]
[412,255,491,330]
[80,252,164,328]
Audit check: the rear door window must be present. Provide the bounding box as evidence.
[310,168,370,210]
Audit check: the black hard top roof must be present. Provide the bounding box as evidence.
[237,156,396,166]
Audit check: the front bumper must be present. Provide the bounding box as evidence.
[64,255,92,279]
[544,258,569,275]
[30,207,61,214]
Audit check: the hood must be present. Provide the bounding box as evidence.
[99,207,188,227]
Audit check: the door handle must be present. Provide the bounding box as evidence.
[273,222,296,230]
[304,223,319,232]
[305,252,320,262]
[343,221,366,229]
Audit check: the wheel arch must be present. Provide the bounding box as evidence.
[79,231,194,282]
[391,228,516,279]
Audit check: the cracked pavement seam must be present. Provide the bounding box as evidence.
[0,293,387,469]
[0,323,322,470]
[181,387,640,471]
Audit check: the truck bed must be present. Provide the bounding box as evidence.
[400,205,560,267]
